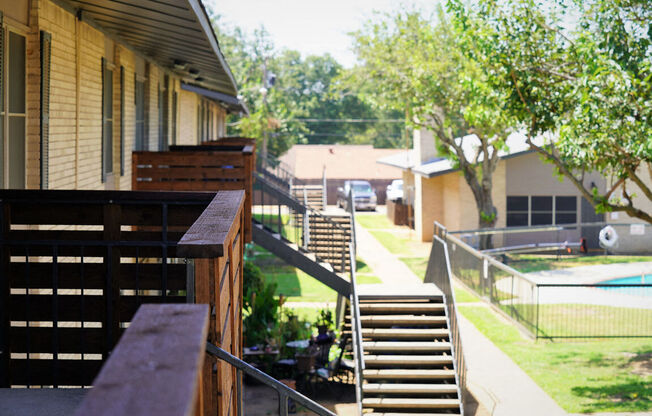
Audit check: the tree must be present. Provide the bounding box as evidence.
[348,7,518,246]
[210,12,408,155]
[449,0,652,223]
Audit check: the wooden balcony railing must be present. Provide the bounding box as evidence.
[0,189,244,416]
[74,304,210,416]
[132,140,254,243]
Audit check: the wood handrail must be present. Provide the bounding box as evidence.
[74,304,209,416]
[177,190,245,258]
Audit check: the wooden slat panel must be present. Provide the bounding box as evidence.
[10,204,103,225]
[9,263,106,290]
[9,295,106,322]
[118,295,187,322]
[134,181,245,192]
[8,230,104,242]
[121,203,206,227]
[9,245,182,258]
[133,152,245,167]
[138,166,246,180]
[9,326,104,354]
[10,358,104,386]
[118,263,187,290]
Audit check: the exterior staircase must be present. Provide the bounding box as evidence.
[348,284,463,415]
[292,184,325,211]
[294,212,352,273]
[252,219,351,296]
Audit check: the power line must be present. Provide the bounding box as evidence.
[289,118,405,123]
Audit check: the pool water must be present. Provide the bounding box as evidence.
[599,274,652,296]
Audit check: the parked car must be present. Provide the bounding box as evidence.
[337,180,377,211]
[386,179,404,202]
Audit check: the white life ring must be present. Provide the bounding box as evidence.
[599,225,619,249]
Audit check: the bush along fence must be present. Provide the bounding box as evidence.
[431,222,652,340]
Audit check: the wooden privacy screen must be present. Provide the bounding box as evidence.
[178,190,245,416]
[0,189,244,402]
[132,142,254,243]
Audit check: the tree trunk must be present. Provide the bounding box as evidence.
[478,195,497,250]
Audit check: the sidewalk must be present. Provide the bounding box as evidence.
[355,220,567,416]
[355,224,422,286]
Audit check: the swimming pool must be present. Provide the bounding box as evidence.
[598,274,652,296]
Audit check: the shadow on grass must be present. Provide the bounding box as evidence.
[266,271,302,298]
[572,379,652,412]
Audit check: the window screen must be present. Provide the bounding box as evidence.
[531,196,553,225]
[506,196,529,226]
[555,196,577,224]
[134,77,145,150]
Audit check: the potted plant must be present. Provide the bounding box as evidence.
[314,308,333,336]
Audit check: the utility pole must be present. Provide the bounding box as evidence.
[260,58,269,167]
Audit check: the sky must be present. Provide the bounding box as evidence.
[209,0,439,68]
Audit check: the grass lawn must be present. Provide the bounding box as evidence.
[249,245,380,303]
[459,304,652,413]
[401,257,428,280]
[508,254,652,274]
[454,285,480,303]
[356,213,394,229]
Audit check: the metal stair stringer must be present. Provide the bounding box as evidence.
[252,221,352,297]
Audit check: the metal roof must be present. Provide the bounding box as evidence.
[181,83,248,114]
[60,0,245,112]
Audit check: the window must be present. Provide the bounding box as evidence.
[102,58,113,182]
[555,196,577,224]
[134,76,145,150]
[507,195,578,226]
[531,196,553,225]
[506,196,528,226]
[1,29,27,189]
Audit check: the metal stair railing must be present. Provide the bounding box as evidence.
[253,173,350,273]
[424,222,466,415]
[206,342,336,416]
[347,242,365,416]
[256,153,307,190]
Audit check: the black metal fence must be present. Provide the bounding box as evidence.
[437,222,652,340]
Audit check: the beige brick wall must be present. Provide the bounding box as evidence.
[28,0,79,189]
[116,45,135,190]
[413,159,507,242]
[179,89,197,145]
[18,0,229,191]
[146,63,159,151]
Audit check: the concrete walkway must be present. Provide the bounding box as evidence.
[355,219,567,416]
[355,223,422,286]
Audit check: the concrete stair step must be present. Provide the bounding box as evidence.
[363,369,455,380]
[364,355,453,366]
[359,303,444,314]
[362,398,461,410]
[363,383,459,395]
[362,341,452,353]
[362,328,449,339]
[359,315,447,326]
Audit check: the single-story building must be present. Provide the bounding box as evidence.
[279,144,403,205]
[378,128,652,254]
